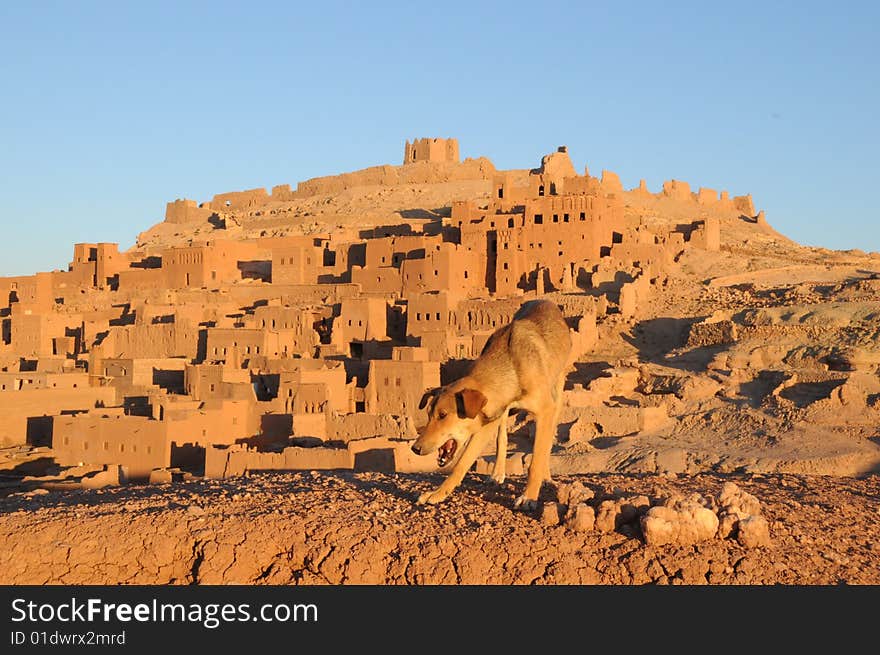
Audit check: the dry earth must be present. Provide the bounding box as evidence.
[2,471,878,585]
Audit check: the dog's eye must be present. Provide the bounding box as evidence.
[438,410,447,419]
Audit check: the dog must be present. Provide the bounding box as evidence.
[410,299,572,510]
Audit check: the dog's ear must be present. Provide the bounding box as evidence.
[458,389,487,419]
[418,388,438,410]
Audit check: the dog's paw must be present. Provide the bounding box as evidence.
[417,489,449,505]
[485,472,506,486]
[514,495,539,512]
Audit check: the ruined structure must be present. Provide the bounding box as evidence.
[404,137,459,165]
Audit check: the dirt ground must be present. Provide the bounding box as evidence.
[1,470,878,585]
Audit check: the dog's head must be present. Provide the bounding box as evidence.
[410,383,488,467]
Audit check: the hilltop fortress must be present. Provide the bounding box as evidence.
[0,139,773,482]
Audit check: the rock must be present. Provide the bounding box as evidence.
[595,500,619,532]
[555,481,574,504]
[717,482,764,540]
[593,495,648,533]
[641,507,677,545]
[641,496,720,546]
[565,503,595,532]
[81,465,120,489]
[719,482,762,517]
[556,481,594,506]
[737,516,771,548]
[149,468,174,485]
[540,502,563,526]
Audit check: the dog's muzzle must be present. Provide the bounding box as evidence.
[411,443,422,455]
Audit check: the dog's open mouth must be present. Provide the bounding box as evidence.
[437,439,457,467]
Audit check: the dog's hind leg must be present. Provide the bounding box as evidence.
[488,411,508,485]
[417,427,492,505]
[541,377,565,485]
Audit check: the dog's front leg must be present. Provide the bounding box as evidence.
[515,403,555,511]
[417,429,491,505]
[489,412,508,485]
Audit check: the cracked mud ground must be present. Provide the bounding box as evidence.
[1,471,878,585]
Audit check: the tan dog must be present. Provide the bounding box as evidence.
[411,299,572,510]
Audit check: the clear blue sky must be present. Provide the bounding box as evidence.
[1,1,877,276]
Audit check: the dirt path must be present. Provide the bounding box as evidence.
[1,471,878,585]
